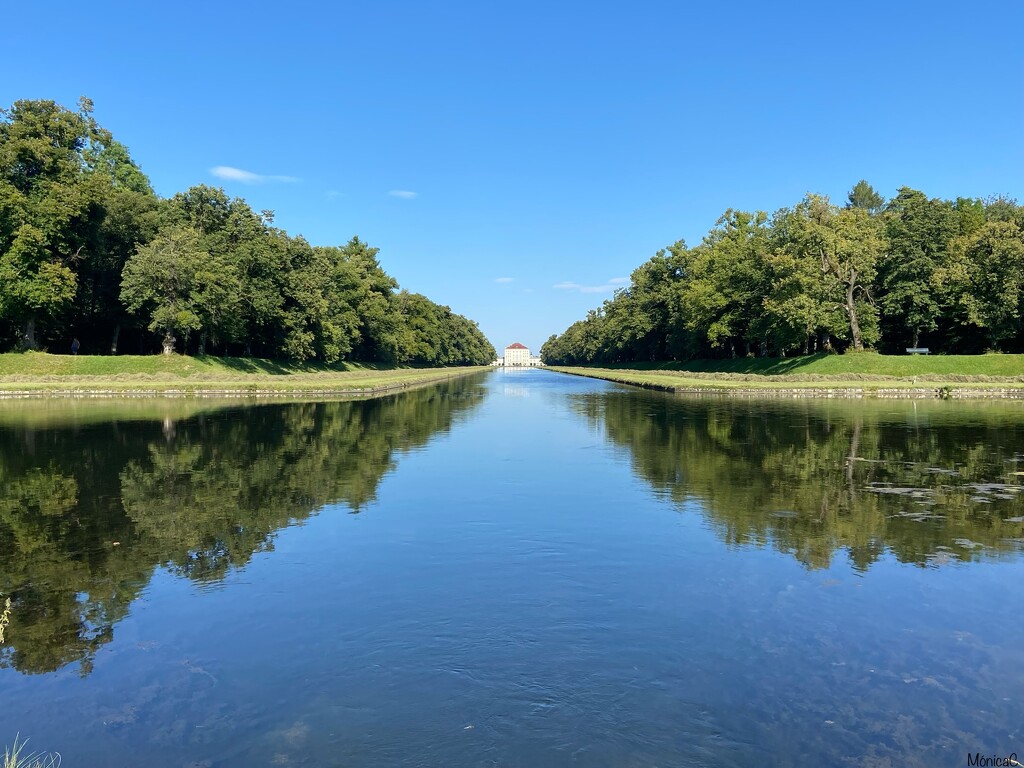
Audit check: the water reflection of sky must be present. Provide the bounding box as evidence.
[2,371,1023,766]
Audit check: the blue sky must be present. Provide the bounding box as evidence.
[5,0,1023,353]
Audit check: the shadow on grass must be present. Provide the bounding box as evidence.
[604,355,828,375]
[194,356,402,375]
[199,356,298,375]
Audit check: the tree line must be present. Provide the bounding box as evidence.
[0,98,495,365]
[542,181,1024,364]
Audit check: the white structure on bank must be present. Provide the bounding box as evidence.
[504,342,530,366]
[496,342,545,367]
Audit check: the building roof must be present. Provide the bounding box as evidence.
[506,342,527,349]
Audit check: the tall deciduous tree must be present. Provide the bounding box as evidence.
[0,224,77,347]
[878,188,958,349]
[763,207,846,354]
[338,238,401,362]
[789,196,882,351]
[0,98,158,352]
[940,219,1024,349]
[120,226,238,354]
[0,99,91,347]
[678,210,772,357]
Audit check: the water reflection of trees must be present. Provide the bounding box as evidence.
[0,380,485,675]
[573,392,1024,571]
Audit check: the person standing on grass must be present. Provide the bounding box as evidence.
[71,338,80,356]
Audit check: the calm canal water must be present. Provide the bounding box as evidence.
[2,368,1024,767]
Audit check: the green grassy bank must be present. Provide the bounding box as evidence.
[0,351,489,397]
[570,352,1024,378]
[549,353,1024,398]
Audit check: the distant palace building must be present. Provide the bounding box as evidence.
[494,342,544,367]
[505,342,531,367]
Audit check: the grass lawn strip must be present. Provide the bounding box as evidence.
[580,352,1024,378]
[0,353,488,397]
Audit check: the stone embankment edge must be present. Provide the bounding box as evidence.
[548,368,1024,399]
[0,368,491,399]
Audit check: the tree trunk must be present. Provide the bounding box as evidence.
[162,332,176,355]
[912,329,919,349]
[110,324,120,355]
[759,340,768,357]
[729,339,736,359]
[845,273,864,350]
[803,335,810,355]
[197,331,207,356]
[23,317,38,350]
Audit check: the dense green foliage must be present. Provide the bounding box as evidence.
[0,380,485,675]
[0,99,494,365]
[542,183,1024,364]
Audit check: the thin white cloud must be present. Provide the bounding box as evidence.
[389,190,418,199]
[210,166,299,184]
[494,277,515,284]
[325,190,341,199]
[553,278,630,294]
